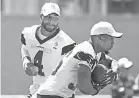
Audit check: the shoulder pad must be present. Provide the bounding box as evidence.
[58,30,76,55]
[77,41,96,58]
[21,25,39,45]
[22,25,39,35]
[61,43,76,55]
[59,30,75,44]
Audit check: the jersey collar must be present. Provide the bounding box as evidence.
[35,26,60,44]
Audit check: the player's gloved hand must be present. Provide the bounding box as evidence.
[91,64,109,91]
[23,57,38,76]
[100,69,118,86]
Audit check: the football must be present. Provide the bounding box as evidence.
[91,64,108,83]
[91,55,113,83]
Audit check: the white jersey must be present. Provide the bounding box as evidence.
[21,25,75,84]
[35,41,101,98]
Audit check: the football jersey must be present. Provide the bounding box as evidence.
[21,25,76,84]
[35,41,100,97]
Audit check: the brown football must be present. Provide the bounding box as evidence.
[91,64,108,83]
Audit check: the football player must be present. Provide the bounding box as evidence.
[32,21,123,98]
[21,2,76,98]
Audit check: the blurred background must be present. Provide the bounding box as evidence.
[1,0,139,96]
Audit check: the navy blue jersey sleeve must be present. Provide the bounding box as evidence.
[61,43,76,55]
[74,51,90,61]
[74,51,96,69]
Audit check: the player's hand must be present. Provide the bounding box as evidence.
[91,64,109,90]
[24,62,38,76]
[100,69,118,86]
[23,57,38,76]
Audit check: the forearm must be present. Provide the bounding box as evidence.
[21,45,31,61]
[78,64,98,95]
[21,45,31,68]
[78,77,98,95]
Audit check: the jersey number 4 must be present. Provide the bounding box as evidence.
[34,50,45,76]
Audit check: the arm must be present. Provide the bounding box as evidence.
[21,44,31,67]
[77,64,98,95]
[21,32,38,76]
[21,33,31,68]
[99,54,119,83]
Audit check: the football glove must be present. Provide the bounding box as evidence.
[100,69,118,85]
[91,67,118,90]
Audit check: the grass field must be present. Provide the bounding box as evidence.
[1,95,139,98]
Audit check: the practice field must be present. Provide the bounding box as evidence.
[1,95,139,98]
[1,15,139,95]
